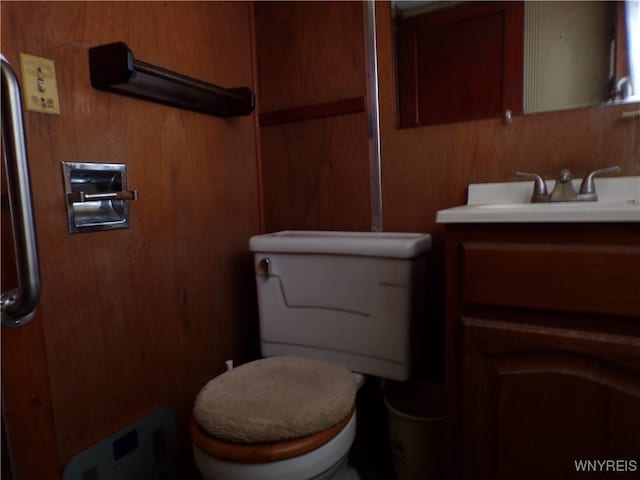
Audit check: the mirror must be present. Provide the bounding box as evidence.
[394,0,639,127]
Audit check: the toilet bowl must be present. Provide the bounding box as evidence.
[191,408,358,480]
[190,231,431,479]
[191,356,361,480]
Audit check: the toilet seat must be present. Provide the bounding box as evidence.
[193,357,357,443]
[191,357,359,478]
[189,406,355,463]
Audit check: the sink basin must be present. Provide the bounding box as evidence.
[436,177,640,223]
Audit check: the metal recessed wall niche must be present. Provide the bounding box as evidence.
[61,162,138,234]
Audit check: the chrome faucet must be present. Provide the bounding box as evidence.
[514,166,621,203]
[549,169,578,201]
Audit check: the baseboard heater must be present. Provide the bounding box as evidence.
[88,42,255,118]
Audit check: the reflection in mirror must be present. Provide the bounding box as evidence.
[394,0,639,127]
[523,1,638,112]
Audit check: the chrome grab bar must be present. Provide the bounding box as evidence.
[1,56,41,327]
[67,190,139,203]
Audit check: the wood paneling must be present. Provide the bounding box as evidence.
[259,97,365,127]
[260,113,371,232]
[254,1,366,112]
[375,0,640,378]
[1,2,261,477]
[254,1,371,232]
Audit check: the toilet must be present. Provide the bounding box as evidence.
[190,230,431,480]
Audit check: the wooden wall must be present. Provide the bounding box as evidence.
[1,2,261,478]
[253,0,639,381]
[254,1,371,232]
[378,0,639,231]
[5,3,634,476]
[375,1,640,379]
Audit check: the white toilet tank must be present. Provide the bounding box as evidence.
[249,231,431,381]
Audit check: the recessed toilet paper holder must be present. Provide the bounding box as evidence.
[61,161,138,234]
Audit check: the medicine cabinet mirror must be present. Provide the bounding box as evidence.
[393,0,639,127]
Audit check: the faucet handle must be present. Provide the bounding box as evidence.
[579,166,621,200]
[514,171,549,202]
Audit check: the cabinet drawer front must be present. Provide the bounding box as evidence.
[462,243,640,317]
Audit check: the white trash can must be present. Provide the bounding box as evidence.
[384,382,445,480]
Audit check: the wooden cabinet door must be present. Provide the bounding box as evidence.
[461,316,640,480]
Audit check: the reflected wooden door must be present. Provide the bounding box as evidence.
[397,1,524,127]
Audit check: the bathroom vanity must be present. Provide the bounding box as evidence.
[437,177,640,480]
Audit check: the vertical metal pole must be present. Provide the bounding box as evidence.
[364,0,383,232]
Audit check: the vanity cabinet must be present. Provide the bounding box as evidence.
[444,223,640,480]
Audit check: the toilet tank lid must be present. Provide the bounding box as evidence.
[249,231,431,258]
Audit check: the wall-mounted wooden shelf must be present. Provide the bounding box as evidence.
[89,42,255,118]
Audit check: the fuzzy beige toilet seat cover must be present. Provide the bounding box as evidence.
[193,357,357,443]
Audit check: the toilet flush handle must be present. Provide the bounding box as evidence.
[258,258,273,277]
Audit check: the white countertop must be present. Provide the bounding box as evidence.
[436,177,640,223]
